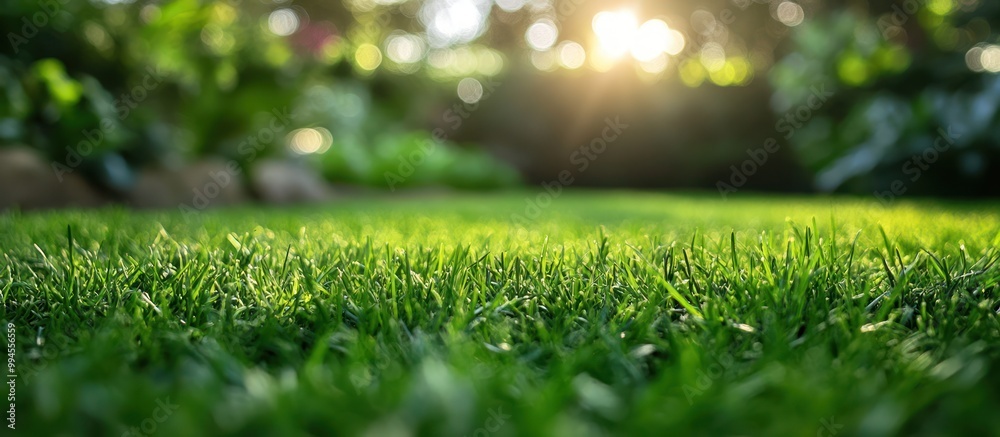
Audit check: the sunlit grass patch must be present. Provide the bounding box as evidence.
[3,192,1000,436]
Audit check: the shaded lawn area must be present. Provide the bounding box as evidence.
[3,192,1000,436]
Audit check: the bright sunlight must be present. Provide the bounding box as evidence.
[591,10,685,63]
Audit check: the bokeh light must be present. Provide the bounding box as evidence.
[837,52,869,85]
[476,49,505,76]
[593,10,638,59]
[966,45,985,72]
[386,32,426,64]
[140,5,161,23]
[690,10,717,35]
[679,59,706,87]
[557,41,586,69]
[927,0,954,16]
[590,12,687,65]
[775,2,805,27]
[665,28,686,56]
[980,45,1000,73]
[268,8,300,36]
[354,43,383,71]
[531,49,557,71]
[639,53,669,74]
[200,24,235,55]
[525,19,558,51]
[700,43,727,72]
[631,19,670,62]
[457,77,484,103]
[494,0,527,13]
[420,0,490,48]
[288,128,332,155]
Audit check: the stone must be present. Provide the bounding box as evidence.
[126,167,188,209]
[0,146,109,211]
[128,160,249,210]
[251,159,333,204]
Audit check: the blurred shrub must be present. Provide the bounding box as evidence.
[0,0,521,192]
[287,79,522,190]
[771,5,1000,195]
[5,0,1000,196]
[1,55,136,190]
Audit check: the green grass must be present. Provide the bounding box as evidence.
[3,192,1000,436]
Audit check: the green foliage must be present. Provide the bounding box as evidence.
[28,59,128,154]
[771,7,1000,194]
[316,131,521,189]
[0,58,31,141]
[1,0,521,191]
[3,194,1000,435]
[1,1,309,169]
[3,0,999,194]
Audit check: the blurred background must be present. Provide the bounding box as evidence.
[2,0,999,210]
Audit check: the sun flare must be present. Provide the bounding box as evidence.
[592,10,685,64]
[592,10,638,58]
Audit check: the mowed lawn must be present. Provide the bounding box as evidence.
[3,192,1000,436]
